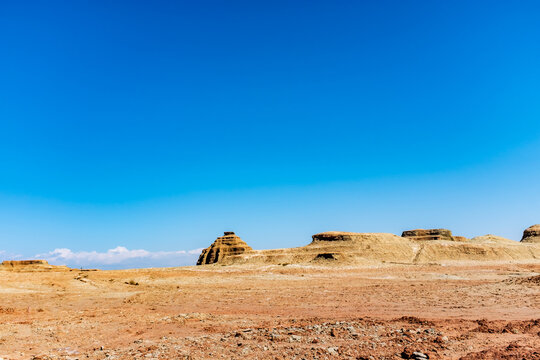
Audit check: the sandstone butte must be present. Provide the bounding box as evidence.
[197,226,540,266]
[521,224,540,243]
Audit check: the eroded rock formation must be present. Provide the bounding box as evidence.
[521,224,540,243]
[1,260,49,266]
[402,229,454,241]
[0,260,70,272]
[196,227,540,266]
[312,232,365,242]
[197,232,253,265]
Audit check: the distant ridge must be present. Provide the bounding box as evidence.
[197,226,540,266]
[0,260,70,272]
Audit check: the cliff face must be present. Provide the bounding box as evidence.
[312,232,366,242]
[1,260,49,266]
[197,232,253,265]
[401,229,455,241]
[521,225,540,243]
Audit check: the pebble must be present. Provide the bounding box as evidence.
[327,347,339,356]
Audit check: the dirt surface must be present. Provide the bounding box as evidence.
[0,263,539,359]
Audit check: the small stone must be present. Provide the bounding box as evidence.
[435,335,448,343]
[327,347,339,356]
[289,335,302,342]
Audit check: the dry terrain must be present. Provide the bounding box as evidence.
[0,262,539,359]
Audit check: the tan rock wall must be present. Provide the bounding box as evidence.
[402,229,454,241]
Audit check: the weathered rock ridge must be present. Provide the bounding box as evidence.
[521,224,540,243]
[197,226,540,266]
[2,260,49,266]
[0,260,70,272]
[402,229,454,241]
[197,232,253,265]
[312,232,367,242]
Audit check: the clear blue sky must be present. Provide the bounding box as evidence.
[1,1,539,268]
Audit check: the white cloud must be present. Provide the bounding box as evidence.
[36,246,204,269]
[0,250,23,261]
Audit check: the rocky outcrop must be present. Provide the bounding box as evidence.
[402,229,454,241]
[312,232,367,242]
[1,260,49,266]
[197,232,253,265]
[521,225,540,243]
[0,260,70,272]
[196,227,540,266]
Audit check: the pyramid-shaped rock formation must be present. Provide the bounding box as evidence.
[521,224,540,243]
[197,232,253,265]
[401,229,454,241]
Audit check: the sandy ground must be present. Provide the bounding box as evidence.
[0,262,539,359]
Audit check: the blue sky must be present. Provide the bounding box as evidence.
[1,1,539,268]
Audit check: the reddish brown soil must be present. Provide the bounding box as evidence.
[0,263,538,359]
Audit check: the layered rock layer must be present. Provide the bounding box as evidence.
[312,232,370,242]
[197,227,540,266]
[402,229,454,241]
[0,260,70,272]
[1,260,49,266]
[521,225,540,243]
[197,232,253,265]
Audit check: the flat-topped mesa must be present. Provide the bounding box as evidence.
[521,224,540,243]
[0,259,71,272]
[197,232,253,265]
[1,260,49,266]
[401,229,454,241]
[312,232,366,242]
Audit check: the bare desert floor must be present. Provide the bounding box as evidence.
[0,262,539,359]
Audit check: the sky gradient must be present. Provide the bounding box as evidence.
[1,1,540,268]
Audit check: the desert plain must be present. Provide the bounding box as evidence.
[0,260,539,359]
